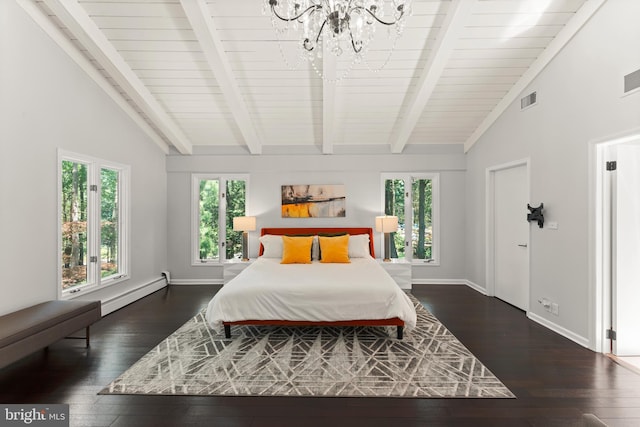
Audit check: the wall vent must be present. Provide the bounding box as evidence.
[520,91,537,110]
[624,68,640,94]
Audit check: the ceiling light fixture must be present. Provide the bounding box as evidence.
[265,0,411,81]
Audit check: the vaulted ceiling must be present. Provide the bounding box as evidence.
[22,0,604,155]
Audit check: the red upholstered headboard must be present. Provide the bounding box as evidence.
[259,227,375,258]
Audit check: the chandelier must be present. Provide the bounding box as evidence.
[265,0,412,80]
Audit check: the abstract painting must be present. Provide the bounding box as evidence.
[281,185,346,218]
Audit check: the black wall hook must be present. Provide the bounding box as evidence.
[527,203,544,228]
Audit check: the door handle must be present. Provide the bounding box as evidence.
[518,244,528,248]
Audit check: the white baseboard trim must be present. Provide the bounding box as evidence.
[411,279,488,296]
[409,278,590,350]
[170,279,223,286]
[412,279,467,285]
[161,270,171,284]
[527,312,590,349]
[101,277,167,316]
[464,280,488,295]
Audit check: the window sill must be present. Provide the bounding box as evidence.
[62,275,129,300]
[384,259,440,267]
[191,261,223,267]
[412,261,441,267]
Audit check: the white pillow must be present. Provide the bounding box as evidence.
[259,235,283,258]
[348,234,370,258]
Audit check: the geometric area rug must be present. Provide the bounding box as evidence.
[100,294,515,398]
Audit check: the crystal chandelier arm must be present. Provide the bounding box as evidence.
[269,0,321,22]
[349,27,363,53]
[359,4,406,26]
[303,19,327,51]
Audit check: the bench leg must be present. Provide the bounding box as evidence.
[64,327,92,347]
[397,326,403,340]
[224,324,231,339]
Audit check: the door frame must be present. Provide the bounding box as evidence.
[485,158,531,308]
[589,127,640,353]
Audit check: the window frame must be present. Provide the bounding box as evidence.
[191,173,249,266]
[57,150,130,299]
[381,172,440,265]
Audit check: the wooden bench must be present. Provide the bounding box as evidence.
[0,300,101,369]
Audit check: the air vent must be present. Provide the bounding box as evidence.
[520,91,537,110]
[624,68,640,94]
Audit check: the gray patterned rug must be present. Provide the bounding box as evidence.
[101,294,514,398]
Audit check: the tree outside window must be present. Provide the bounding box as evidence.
[225,179,246,260]
[101,168,119,278]
[61,160,88,288]
[383,174,439,264]
[60,152,128,295]
[193,175,248,264]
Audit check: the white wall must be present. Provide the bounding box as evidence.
[465,0,640,343]
[0,1,168,315]
[166,153,466,283]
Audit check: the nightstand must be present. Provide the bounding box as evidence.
[378,259,411,290]
[223,259,254,284]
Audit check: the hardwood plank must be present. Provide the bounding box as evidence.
[1,285,640,426]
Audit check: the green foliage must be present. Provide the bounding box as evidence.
[385,177,433,260]
[412,179,432,260]
[199,180,219,260]
[61,161,122,288]
[225,180,246,259]
[61,160,88,288]
[385,179,405,259]
[198,178,247,261]
[101,168,118,271]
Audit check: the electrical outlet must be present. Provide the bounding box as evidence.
[539,298,551,311]
[551,303,559,316]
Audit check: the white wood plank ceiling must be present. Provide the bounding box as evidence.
[23,0,604,155]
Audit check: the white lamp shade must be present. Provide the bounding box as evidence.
[233,216,256,232]
[375,215,398,233]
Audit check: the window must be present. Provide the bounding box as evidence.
[192,174,248,264]
[382,173,439,264]
[59,151,129,296]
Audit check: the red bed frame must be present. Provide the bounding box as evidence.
[222,227,405,339]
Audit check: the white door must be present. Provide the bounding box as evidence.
[494,164,529,311]
[612,144,640,356]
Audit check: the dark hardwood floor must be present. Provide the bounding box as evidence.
[1,285,639,427]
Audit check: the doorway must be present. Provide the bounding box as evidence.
[486,159,530,311]
[592,130,640,359]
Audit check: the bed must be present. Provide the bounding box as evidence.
[205,227,417,339]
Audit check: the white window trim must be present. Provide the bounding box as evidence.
[100,161,130,286]
[381,173,440,266]
[57,149,130,299]
[191,173,249,266]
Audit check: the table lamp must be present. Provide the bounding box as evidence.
[375,215,398,262]
[233,216,256,261]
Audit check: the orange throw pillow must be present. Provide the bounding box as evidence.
[281,236,314,264]
[319,235,351,263]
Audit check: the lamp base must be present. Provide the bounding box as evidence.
[241,232,249,262]
[383,233,393,262]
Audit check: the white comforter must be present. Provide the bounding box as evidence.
[205,257,417,334]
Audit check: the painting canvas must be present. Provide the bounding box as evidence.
[281,185,346,218]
